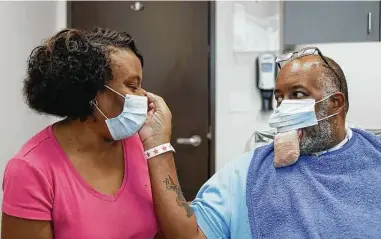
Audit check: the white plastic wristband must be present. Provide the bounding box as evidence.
[144,143,175,160]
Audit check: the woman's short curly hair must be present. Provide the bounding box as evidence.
[24,27,143,121]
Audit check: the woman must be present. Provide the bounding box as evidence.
[1,27,169,239]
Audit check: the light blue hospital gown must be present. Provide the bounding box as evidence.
[190,151,253,239]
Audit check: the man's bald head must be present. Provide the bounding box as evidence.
[275,53,348,155]
[279,54,349,113]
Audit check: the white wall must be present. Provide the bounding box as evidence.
[215,1,275,169]
[215,2,381,170]
[0,1,64,199]
[296,43,381,129]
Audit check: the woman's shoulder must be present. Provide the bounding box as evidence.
[10,125,61,171]
[3,126,56,221]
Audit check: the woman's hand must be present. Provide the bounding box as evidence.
[139,93,172,150]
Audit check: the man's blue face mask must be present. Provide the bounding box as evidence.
[268,93,341,133]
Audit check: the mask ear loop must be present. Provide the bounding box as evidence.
[90,99,109,119]
[90,85,126,120]
[315,93,343,122]
[315,93,335,104]
[104,85,126,99]
[317,108,342,122]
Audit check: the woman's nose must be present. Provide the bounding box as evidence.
[137,88,147,96]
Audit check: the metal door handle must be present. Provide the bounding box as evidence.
[368,12,372,34]
[176,135,202,147]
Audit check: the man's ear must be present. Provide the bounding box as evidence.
[331,92,345,113]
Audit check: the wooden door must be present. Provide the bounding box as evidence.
[69,1,211,200]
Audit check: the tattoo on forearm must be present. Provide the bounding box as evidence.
[163,175,194,217]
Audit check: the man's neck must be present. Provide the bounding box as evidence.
[336,125,347,143]
[332,120,347,146]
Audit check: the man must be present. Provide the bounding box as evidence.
[144,47,381,238]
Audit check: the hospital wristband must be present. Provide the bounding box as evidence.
[144,143,175,160]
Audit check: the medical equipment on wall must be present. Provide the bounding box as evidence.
[256,53,277,112]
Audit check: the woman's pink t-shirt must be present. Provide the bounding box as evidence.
[2,126,158,239]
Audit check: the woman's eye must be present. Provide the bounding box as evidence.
[128,85,138,91]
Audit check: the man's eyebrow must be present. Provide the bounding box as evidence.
[274,84,308,94]
[290,84,308,91]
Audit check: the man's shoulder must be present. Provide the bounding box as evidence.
[218,150,254,180]
[352,128,381,144]
[215,144,274,185]
[230,150,255,170]
[191,151,254,239]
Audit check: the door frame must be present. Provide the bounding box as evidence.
[208,1,216,176]
[66,1,216,177]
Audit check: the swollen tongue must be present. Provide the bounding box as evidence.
[297,129,303,141]
[274,130,301,168]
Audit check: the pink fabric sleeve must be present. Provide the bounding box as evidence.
[2,158,53,220]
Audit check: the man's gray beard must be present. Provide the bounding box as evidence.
[299,100,338,155]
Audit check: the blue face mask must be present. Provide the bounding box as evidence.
[269,94,341,133]
[94,86,148,140]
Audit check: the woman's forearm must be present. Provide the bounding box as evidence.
[140,93,205,238]
[147,152,205,239]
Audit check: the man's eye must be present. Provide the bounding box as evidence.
[293,92,307,98]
